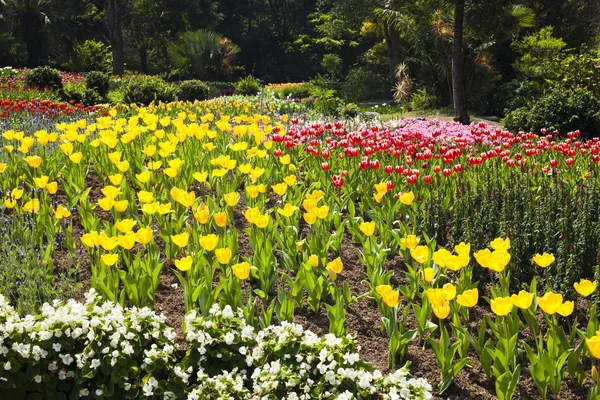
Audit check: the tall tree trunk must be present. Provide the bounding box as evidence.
[384,23,402,77]
[140,43,148,74]
[22,11,45,67]
[107,0,124,75]
[452,0,470,125]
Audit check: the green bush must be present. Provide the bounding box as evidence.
[341,66,390,102]
[503,86,600,137]
[85,71,110,97]
[311,87,343,116]
[24,66,63,90]
[273,83,315,100]
[321,53,343,79]
[337,102,361,118]
[410,87,439,111]
[63,82,104,105]
[122,75,176,105]
[71,39,112,73]
[235,75,261,96]
[178,80,210,101]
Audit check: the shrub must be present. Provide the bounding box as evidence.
[311,87,343,116]
[341,66,390,102]
[321,53,343,79]
[63,82,104,105]
[71,40,113,73]
[177,80,210,102]
[122,75,176,105]
[272,83,315,100]
[503,86,600,137]
[235,75,261,96]
[24,66,63,90]
[410,87,439,111]
[338,102,361,118]
[85,71,110,98]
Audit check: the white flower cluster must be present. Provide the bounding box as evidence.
[0,290,178,399]
[183,305,433,400]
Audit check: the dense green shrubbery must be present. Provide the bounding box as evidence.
[85,71,110,98]
[70,40,113,73]
[504,86,600,136]
[177,80,210,101]
[235,75,261,96]
[272,83,316,100]
[122,75,176,105]
[341,66,390,102]
[409,87,439,111]
[24,66,63,90]
[62,82,104,105]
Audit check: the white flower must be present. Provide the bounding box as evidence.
[3,362,10,371]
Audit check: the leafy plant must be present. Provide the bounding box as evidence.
[122,75,176,105]
[235,75,261,96]
[24,66,63,90]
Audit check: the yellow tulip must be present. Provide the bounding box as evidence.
[81,231,99,248]
[98,235,119,251]
[158,203,173,215]
[118,232,136,250]
[456,288,478,308]
[359,221,376,237]
[445,254,470,271]
[314,205,329,219]
[309,255,319,267]
[137,191,154,203]
[101,253,119,267]
[376,285,393,296]
[23,199,40,213]
[194,204,210,224]
[410,245,430,264]
[536,292,563,315]
[532,253,555,268]
[433,248,452,268]
[431,300,451,319]
[114,200,128,212]
[115,219,136,233]
[11,188,24,200]
[244,207,261,224]
[135,227,153,245]
[199,234,219,251]
[454,242,471,256]
[279,154,291,165]
[303,211,317,225]
[283,175,296,186]
[442,283,456,300]
[109,174,124,185]
[272,183,288,196]
[215,248,232,264]
[136,171,152,183]
[69,152,83,164]
[399,191,415,205]
[223,192,240,207]
[586,336,600,359]
[490,296,514,316]
[54,204,71,219]
[574,279,597,297]
[511,290,534,309]
[277,203,297,217]
[33,175,49,188]
[422,267,435,282]
[171,232,190,248]
[327,257,344,274]
[214,212,228,227]
[97,197,115,211]
[557,301,574,317]
[101,186,121,199]
[45,182,58,194]
[490,237,510,251]
[400,235,419,250]
[116,160,129,172]
[232,262,250,280]
[255,214,270,228]
[193,171,208,183]
[381,289,400,308]
[24,155,42,168]
[374,182,388,195]
[246,185,261,199]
